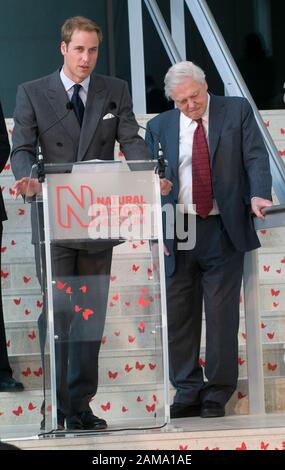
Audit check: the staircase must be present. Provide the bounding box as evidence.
[0,111,285,447]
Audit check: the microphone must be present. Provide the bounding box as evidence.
[107,102,167,179]
[37,102,74,182]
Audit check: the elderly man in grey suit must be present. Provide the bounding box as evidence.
[146,61,272,419]
[10,16,160,431]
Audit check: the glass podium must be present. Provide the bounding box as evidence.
[35,160,169,436]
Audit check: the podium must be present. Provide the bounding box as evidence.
[35,160,170,434]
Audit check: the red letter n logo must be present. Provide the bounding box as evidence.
[56,185,94,228]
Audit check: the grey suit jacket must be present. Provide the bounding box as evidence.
[146,95,272,276]
[11,70,151,245]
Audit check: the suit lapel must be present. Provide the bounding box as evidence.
[77,75,107,161]
[208,94,226,164]
[45,71,80,145]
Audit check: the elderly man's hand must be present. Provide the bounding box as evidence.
[160,178,173,196]
[251,197,273,220]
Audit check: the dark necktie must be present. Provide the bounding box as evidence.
[71,84,84,126]
[192,118,213,218]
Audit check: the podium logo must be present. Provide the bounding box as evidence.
[55,185,196,249]
[57,185,95,228]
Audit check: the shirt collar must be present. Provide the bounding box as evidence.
[180,93,210,128]
[60,68,90,93]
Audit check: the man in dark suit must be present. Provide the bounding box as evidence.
[0,100,24,392]
[10,16,155,430]
[146,61,272,419]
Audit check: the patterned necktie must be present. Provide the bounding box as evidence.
[71,84,84,126]
[192,118,213,218]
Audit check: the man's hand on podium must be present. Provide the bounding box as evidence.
[13,177,42,198]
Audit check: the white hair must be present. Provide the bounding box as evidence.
[164,61,206,99]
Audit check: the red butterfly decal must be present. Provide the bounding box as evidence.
[145,403,156,412]
[235,442,247,450]
[108,370,118,379]
[28,402,37,411]
[135,361,145,371]
[138,321,145,333]
[12,406,23,416]
[101,402,111,411]
[82,308,94,321]
[22,367,32,377]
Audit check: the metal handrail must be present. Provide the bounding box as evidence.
[254,205,285,230]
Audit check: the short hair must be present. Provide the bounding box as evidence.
[61,16,103,46]
[164,61,206,99]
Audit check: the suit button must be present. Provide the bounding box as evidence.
[56,142,63,147]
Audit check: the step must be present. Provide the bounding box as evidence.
[3,281,160,321]
[3,294,43,322]
[239,282,285,313]
[258,252,285,280]
[4,278,285,326]
[258,226,285,248]
[7,354,42,390]
[225,377,285,415]
[0,383,167,427]
[3,249,285,294]
[238,315,285,346]
[4,309,285,360]
[1,261,38,291]
[8,348,162,390]
[2,253,158,290]
[4,281,285,324]
[1,175,20,201]
[4,314,161,353]
[0,376,284,431]
[2,232,34,262]
[2,201,30,235]
[6,338,285,394]
[5,420,285,450]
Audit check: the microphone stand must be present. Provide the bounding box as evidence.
[37,145,45,183]
[155,142,167,179]
[35,102,74,183]
[108,102,167,179]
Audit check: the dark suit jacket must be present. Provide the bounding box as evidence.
[11,70,151,245]
[0,101,10,221]
[146,95,272,276]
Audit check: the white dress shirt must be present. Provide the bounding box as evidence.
[60,68,89,106]
[178,94,219,215]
